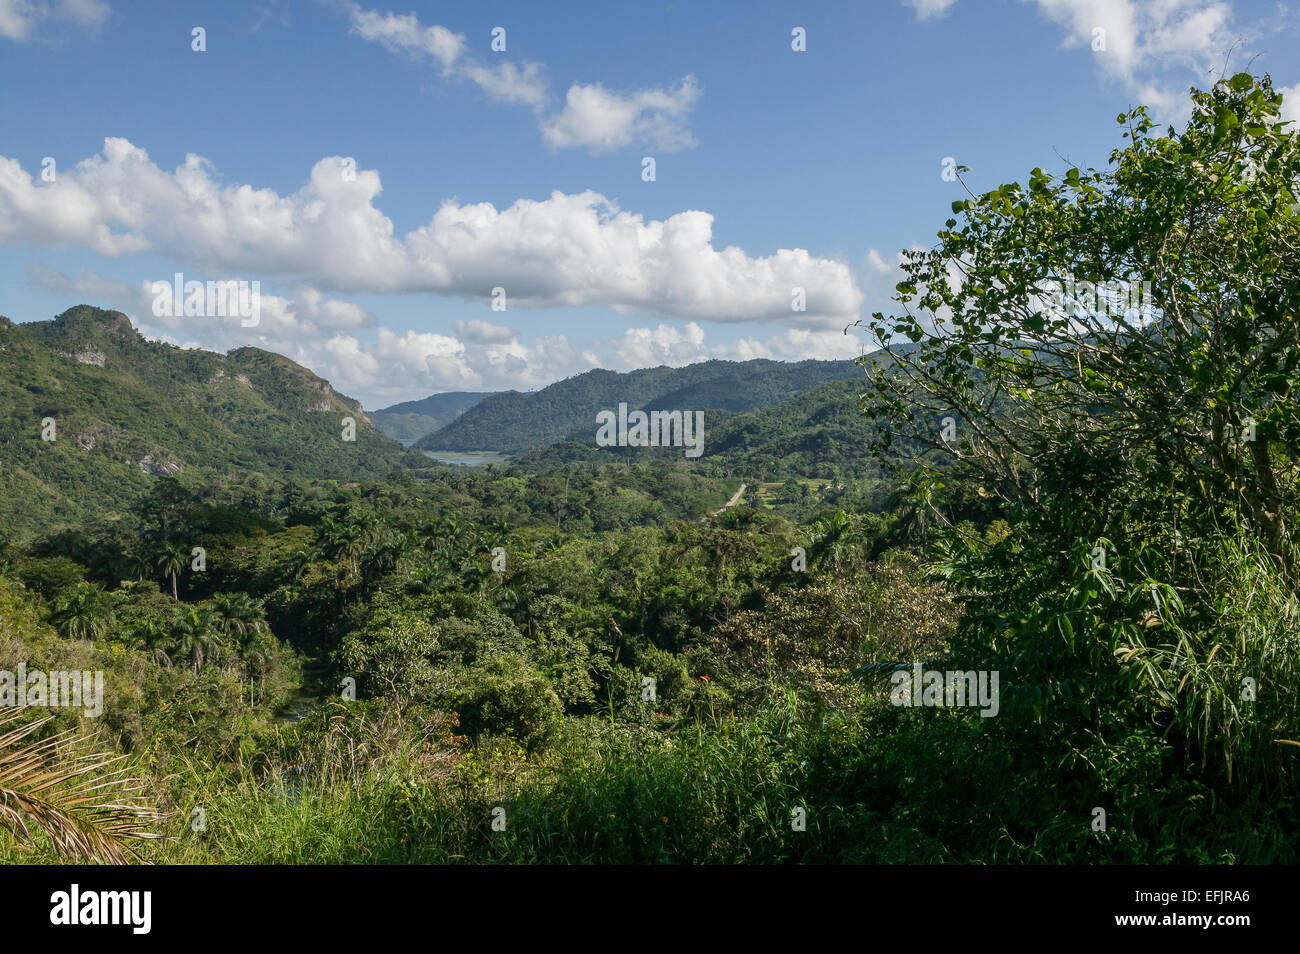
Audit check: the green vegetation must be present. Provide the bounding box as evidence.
[0,306,425,537]
[369,391,494,443]
[1,75,1298,865]
[416,358,861,455]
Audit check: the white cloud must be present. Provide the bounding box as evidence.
[0,140,862,324]
[540,76,702,153]
[345,3,548,109]
[612,321,706,367]
[0,0,109,40]
[456,318,518,343]
[346,6,464,70]
[54,0,109,27]
[343,5,698,151]
[1281,84,1300,127]
[26,264,374,351]
[909,0,1253,119]
[1027,0,1237,117]
[864,248,893,274]
[460,61,550,109]
[24,264,868,407]
[0,0,37,39]
[904,0,957,21]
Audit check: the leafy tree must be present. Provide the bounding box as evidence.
[863,73,1300,570]
[864,73,1300,791]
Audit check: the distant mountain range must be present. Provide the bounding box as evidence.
[0,305,905,537]
[415,358,865,454]
[515,376,888,479]
[0,305,422,536]
[369,391,494,443]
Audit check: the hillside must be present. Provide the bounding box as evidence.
[369,391,494,442]
[515,376,885,476]
[0,305,424,537]
[416,358,862,454]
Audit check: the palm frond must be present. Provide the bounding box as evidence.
[0,706,164,864]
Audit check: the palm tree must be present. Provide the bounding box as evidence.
[287,544,322,582]
[123,544,153,583]
[123,620,174,668]
[320,518,366,581]
[888,469,946,547]
[408,561,454,595]
[482,516,512,551]
[49,583,115,645]
[206,592,268,652]
[169,606,223,675]
[155,541,188,600]
[808,510,859,569]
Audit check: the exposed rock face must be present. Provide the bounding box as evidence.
[59,347,107,367]
[210,370,253,388]
[137,455,181,476]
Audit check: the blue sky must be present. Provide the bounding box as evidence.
[1,0,1296,408]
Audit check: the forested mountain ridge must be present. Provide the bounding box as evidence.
[369,391,494,442]
[514,377,874,471]
[415,358,864,454]
[0,305,423,537]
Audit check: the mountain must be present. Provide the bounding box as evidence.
[415,358,863,455]
[515,376,880,473]
[0,305,424,537]
[369,391,494,443]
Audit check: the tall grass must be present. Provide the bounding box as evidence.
[1118,531,1300,788]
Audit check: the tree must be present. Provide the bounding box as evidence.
[169,606,223,675]
[886,469,947,548]
[49,582,115,644]
[133,476,191,540]
[319,517,366,582]
[155,541,187,600]
[123,618,174,668]
[123,543,153,583]
[861,73,1300,789]
[205,592,268,652]
[862,74,1300,570]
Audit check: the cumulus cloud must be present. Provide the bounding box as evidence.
[612,321,706,367]
[864,248,894,275]
[0,0,109,41]
[540,76,702,153]
[25,264,867,407]
[1281,83,1300,127]
[26,264,374,351]
[0,140,862,324]
[456,318,518,343]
